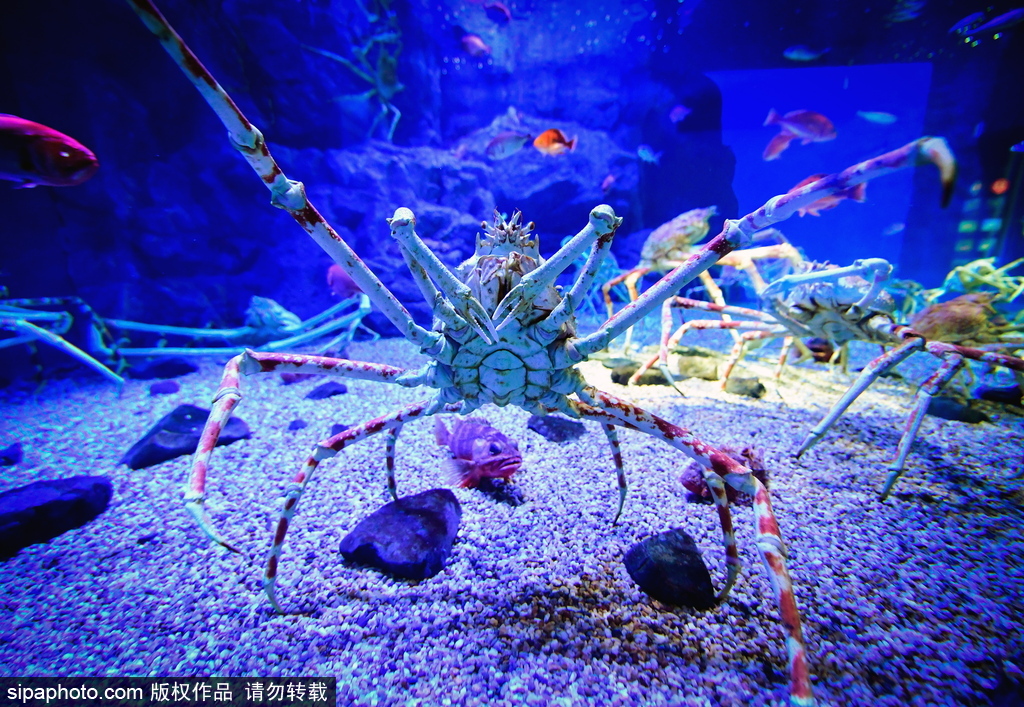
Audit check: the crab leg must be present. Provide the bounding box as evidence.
[598,423,629,523]
[263,400,462,612]
[880,350,965,499]
[1,318,124,386]
[577,137,956,356]
[186,350,414,550]
[494,205,623,327]
[124,0,439,352]
[574,388,813,705]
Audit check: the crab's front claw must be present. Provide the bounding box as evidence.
[454,296,499,344]
[919,137,957,208]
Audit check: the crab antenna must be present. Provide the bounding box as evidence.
[123,0,438,351]
[575,137,958,357]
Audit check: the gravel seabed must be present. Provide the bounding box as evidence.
[1,334,1022,707]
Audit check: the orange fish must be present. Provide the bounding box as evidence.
[763,108,836,161]
[787,173,866,217]
[0,114,99,187]
[327,264,362,299]
[532,128,577,156]
[601,173,616,193]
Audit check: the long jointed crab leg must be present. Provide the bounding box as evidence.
[576,137,956,357]
[186,351,413,550]
[574,388,813,705]
[262,400,462,612]
[123,0,441,352]
[598,423,629,523]
[386,208,497,343]
[1,318,125,386]
[494,206,623,329]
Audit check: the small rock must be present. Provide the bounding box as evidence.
[679,446,769,506]
[128,357,199,380]
[121,404,251,470]
[339,489,461,580]
[288,419,308,431]
[330,423,351,436]
[975,384,1023,407]
[927,396,989,424]
[0,476,113,560]
[610,363,668,385]
[281,372,319,385]
[0,442,23,467]
[306,381,348,400]
[677,356,720,381]
[475,477,527,507]
[725,376,766,398]
[600,356,637,370]
[148,380,180,396]
[527,414,586,443]
[624,528,716,610]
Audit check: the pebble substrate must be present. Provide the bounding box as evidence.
[1,335,1022,707]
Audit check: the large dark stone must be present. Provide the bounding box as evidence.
[624,528,715,610]
[121,404,251,470]
[527,414,587,443]
[610,362,668,386]
[927,396,990,424]
[0,476,113,560]
[0,443,23,467]
[340,489,461,580]
[305,381,348,400]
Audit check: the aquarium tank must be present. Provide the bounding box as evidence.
[0,1,1022,706]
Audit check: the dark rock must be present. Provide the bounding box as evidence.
[128,358,199,380]
[281,372,320,385]
[339,489,461,580]
[725,376,766,399]
[330,423,351,437]
[624,528,716,610]
[148,380,180,396]
[975,384,1023,407]
[120,404,251,470]
[677,356,720,381]
[927,396,990,424]
[611,362,668,386]
[288,419,308,431]
[600,356,637,370]
[679,446,769,506]
[527,414,587,443]
[475,477,526,507]
[306,381,349,400]
[0,443,23,467]
[0,476,113,560]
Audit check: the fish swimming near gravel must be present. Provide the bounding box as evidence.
[434,418,522,488]
[0,114,99,188]
[763,108,836,161]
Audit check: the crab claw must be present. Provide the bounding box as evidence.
[919,137,957,208]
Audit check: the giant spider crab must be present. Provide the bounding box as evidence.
[127,1,965,703]
[631,255,1024,499]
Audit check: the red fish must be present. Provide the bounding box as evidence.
[434,417,522,488]
[787,173,866,217]
[601,173,616,193]
[461,34,491,57]
[532,128,577,156]
[0,114,99,187]
[762,109,836,161]
[327,264,362,299]
[484,1,512,25]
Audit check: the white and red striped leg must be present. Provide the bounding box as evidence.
[263,400,462,612]
[186,350,413,551]
[599,422,629,523]
[574,387,813,705]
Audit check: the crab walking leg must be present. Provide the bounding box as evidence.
[574,390,813,705]
[124,0,439,352]
[2,319,124,386]
[186,351,414,549]
[578,137,956,356]
[880,351,965,499]
[720,329,791,387]
[601,267,650,319]
[263,400,462,612]
[385,427,400,501]
[796,337,925,458]
[598,423,629,523]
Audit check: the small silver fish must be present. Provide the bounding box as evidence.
[856,110,898,125]
[434,418,522,488]
[485,131,531,160]
[637,144,662,164]
[783,45,830,62]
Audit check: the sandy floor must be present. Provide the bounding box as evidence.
[0,334,1022,706]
